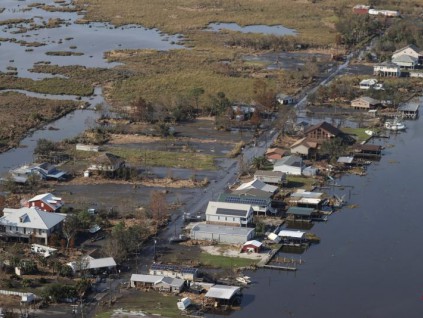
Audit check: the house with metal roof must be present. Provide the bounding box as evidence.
[218,189,275,215]
[130,274,164,288]
[273,155,303,175]
[0,207,65,244]
[155,277,185,293]
[236,178,278,194]
[190,223,255,244]
[350,96,380,110]
[27,193,64,212]
[278,230,305,240]
[205,201,254,226]
[392,44,422,62]
[285,206,316,220]
[67,256,116,273]
[149,263,198,281]
[392,54,418,69]
[205,285,242,305]
[254,170,286,185]
[9,163,67,184]
[373,61,401,77]
[398,101,420,119]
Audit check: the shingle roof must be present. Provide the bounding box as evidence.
[274,155,303,168]
[1,207,65,230]
[304,121,342,137]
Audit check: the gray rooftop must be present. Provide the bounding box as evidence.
[286,207,315,216]
[216,208,248,217]
[191,223,255,236]
[399,102,420,112]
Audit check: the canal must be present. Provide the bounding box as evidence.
[209,118,423,318]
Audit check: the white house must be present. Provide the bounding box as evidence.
[190,223,255,244]
[373,62,401,77]
[359,79,384,90]
[276,93,295,105]
[273,155,303,175]
[0,207,65,244]
[236,178,278,194]
[205,201,253,226]
[254,170,286,185]
[392,44,421,61]
[67,256,116,272]
[392,54,418,69]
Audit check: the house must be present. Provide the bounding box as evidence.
[27,193,64,212]
[278,230,306,242]
[352,144,382,159]
[76,144,101,152]
[0,207,65,244]
[392,54,418,69]
[236,178,278,194]
[190,223,255,244]
[288,190,324,209]
[130,274,163,288]
[350,97,380,110]
[290,138,318,158]
[231,103,255,121]
[67,256,117,273]
[392,44,421,62]
[359,79,383,90]
[276,93,295,105]
[304,121,344,141]
[273,155,303,175]
[337,156,355,166]
[205,285,242,305]
[285,206,316,220]
[398,101,420,119]
[218,189,275,215]
[241,240,262,253]
[154,277,185,293]
[205,201,254,226]
[265,148,286,162]
[149,263,198,281]
[254,170,286,185]
[9,163,67,183]
[88,153,125,172]
[373,62,401,77]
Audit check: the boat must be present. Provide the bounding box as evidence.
[236,276,251,284]
[365,130,374,136]
[384,118,406,131]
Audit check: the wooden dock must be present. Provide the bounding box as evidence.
[262,264,297,271]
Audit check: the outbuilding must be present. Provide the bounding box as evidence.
[273,155,303,175]
[205,285,242,306]
[241,240,262,253]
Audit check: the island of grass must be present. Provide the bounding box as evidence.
[45,51,84,56]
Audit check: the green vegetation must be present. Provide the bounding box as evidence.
[0,74,93,96]
[199,253,259,269]
[95,291,184,318]
[45,51,84,56]
[286,175,317,189]
[342,127,371,143]
[105,146,217,170]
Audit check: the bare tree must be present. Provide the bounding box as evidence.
[62,214,80,249]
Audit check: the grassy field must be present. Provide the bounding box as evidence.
[95,290,185,318]
[105,146,217,170]
[199,253,259,269]
[286,175,318,190]
[342,127,372,143]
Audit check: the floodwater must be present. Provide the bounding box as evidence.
[209,119,423,318]
[207,22,297,36]
[0,0,182,78]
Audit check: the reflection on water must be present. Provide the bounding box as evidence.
[208,119,423,318]
[0,0,183,79]
[207,22,297,36]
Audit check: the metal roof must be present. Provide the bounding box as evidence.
[206,201,252,217]
[298,198,322,205]
[243,240,262,247]
[191,223,255,236]
[236,178,278,193]
[130,274,164,284]
[88,257,116,269]
[278,230,305,238]
[1,207,65,230]
[150,263,198,274]
[399,102,420,112]
[286,207,315,216]
[160,277,185,287]
[205,285,241,300]
[254,170,285,178]
[274,155,303,168]
[290,190,323,199]
[337,156,354,164]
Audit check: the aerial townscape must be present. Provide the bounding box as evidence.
[1,0,423,318]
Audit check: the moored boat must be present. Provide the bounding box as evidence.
[384,118,406,131]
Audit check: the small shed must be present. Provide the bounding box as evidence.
[155,277,185,293]
[278,230,305,242]
[130,274,163,288]
[241,240,262,253]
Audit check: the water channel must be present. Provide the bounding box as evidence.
[208,118,423,318]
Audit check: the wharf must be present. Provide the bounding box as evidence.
[263,264,297,271]
[257,245,299,271]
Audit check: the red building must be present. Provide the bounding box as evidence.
[27,193,64,212]
[241,240,262,253]
[353,5,370,15]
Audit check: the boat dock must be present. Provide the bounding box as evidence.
[257,245,300,271]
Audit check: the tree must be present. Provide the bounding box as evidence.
[208,92,231,116]
[251,156,270,170]
[319,138,346,163]
[253,79,276,110]
[149,191,169,225]
[189,87,205,113]
[62,214,80,249]
[34,138,57,156]
[130,97,155,122]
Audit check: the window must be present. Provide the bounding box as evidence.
[38,229,42,235]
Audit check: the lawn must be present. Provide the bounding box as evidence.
[286,175,317,190]
[95,290,185,318]
[342,127,372,143]
[199,253,259,269]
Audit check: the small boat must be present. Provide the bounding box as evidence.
[384,118,406,131]
[364,130,374,136]
[236,277,250,285]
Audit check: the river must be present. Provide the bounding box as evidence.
[208,118,423,318]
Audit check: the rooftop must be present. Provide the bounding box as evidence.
[205,285,241,300]
[1,207,65,230]
[286,206,315,216]
[236,178,278,193]
[274,155,303,168]
[304,121,343,137]
[278,230,305,238]
[399,102,420,112]
[206,201,252,217]
[191,223,255,236]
